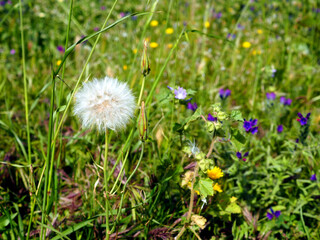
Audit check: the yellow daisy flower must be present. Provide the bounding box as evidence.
[207,166,224,180]
[167,43,173,49]
[230,196,237,203]
[150,20,159,27]
[133,48,137,54]
[165,28,174,35]
[56,60,62,66]
[150,42,159,48]
[204,21,210,28]
[213,183,223,193]
[123,65,128,70]
[242,41,251,48]
[257,29,263,34]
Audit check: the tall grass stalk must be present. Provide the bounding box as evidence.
[104,129,110,239]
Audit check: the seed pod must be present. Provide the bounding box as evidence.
[138,101,148,141]
[141,40,150,76]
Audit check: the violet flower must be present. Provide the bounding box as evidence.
[266,207,281,220]
[219,88,231,99]
[297,112,310,126]
[266,92,276,100]
[208,114,217,122]
[10,49,15,55]
[280,96,292,106]
[277,125,283,133]
[57,45,65,53]
[243,119,258,134]
[310,174,317,181]
[187,102,198,111]
[174,87,187,100]
[236,151,249,161]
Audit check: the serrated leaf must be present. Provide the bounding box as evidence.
[199,178,214,198]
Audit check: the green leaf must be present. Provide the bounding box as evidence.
[0,213,17,230]
[225,202,241,214]
[199,178,214,198]
[230,110,243,122]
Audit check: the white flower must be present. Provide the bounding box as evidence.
[74,76,135,132]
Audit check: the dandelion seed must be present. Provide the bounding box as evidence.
[150,20,159,27]
[165,27,174,34]
[242,41,251,48]
[150,42,159,48]
[207,167,224,180]
[74,76,135,132]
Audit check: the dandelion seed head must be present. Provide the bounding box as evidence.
[74,76,135,132]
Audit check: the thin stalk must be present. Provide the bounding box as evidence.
[137,76,146,107]
[110,142,145,234]
[104,129,110,239]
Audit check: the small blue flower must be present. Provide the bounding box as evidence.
[174,87,187,100]
[280,96,292,106]
[297,112,310,126]
[236,151,249,161]
[277,125,283,133]
[208,114,217,122]
[310,174,317,181]
[266,207,281,220]
[219,88,231,99]
[266,92,276,100]
[243,119,258,135]
[187,102,198,111]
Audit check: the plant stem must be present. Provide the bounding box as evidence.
[137,76,146,107]
[110,142,145,234]
[104,129,110,239]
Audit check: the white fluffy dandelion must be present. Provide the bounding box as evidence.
[74,76,135,132]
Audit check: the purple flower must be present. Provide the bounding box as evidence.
[236,151,249,161]
[277,125,283,133]
[101,6,106,10]
[271,68,277,77]
[94,27,100,32]
[297,112,310,126]
[0,1,5,6]
[57,45,65,53]
[167,86,173,91]
[187,102,198,111]
[219,88,231,99]
[208,114,217,122]
[266,208,281,220]
[280,96,292,106]
[237,24,245,30]
[10,49,15,55]
[227,33,236,40]
[266,92,276,100]
[119,12,126,18]
[243,118,258,135]
[174,87,187,100]
[310,174,317,181]
[216,12,222,19]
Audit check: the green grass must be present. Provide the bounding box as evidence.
[1,0,320,239]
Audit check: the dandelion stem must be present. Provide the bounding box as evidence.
[137,76,146,107]
[104,129,110,239]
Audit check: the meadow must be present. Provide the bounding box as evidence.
[1,0,320,239]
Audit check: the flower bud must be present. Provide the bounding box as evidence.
[141,40,150,76]
[138,101,148,141]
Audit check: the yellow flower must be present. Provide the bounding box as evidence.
[242,41,251,48]
[167,43,173,49]
[230,196,237,203]
[56,60,62,66]
[150,20,159,27]
[150,42,159,48]
[133,48,137,54]
[204,21,210,28]
[123,65,128,70]
[187,182,200,195]
[207,166,224,180]
[252,49,261,55]
[213,183,223,193]
[257,29,263,34]
[165,28,174,35]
